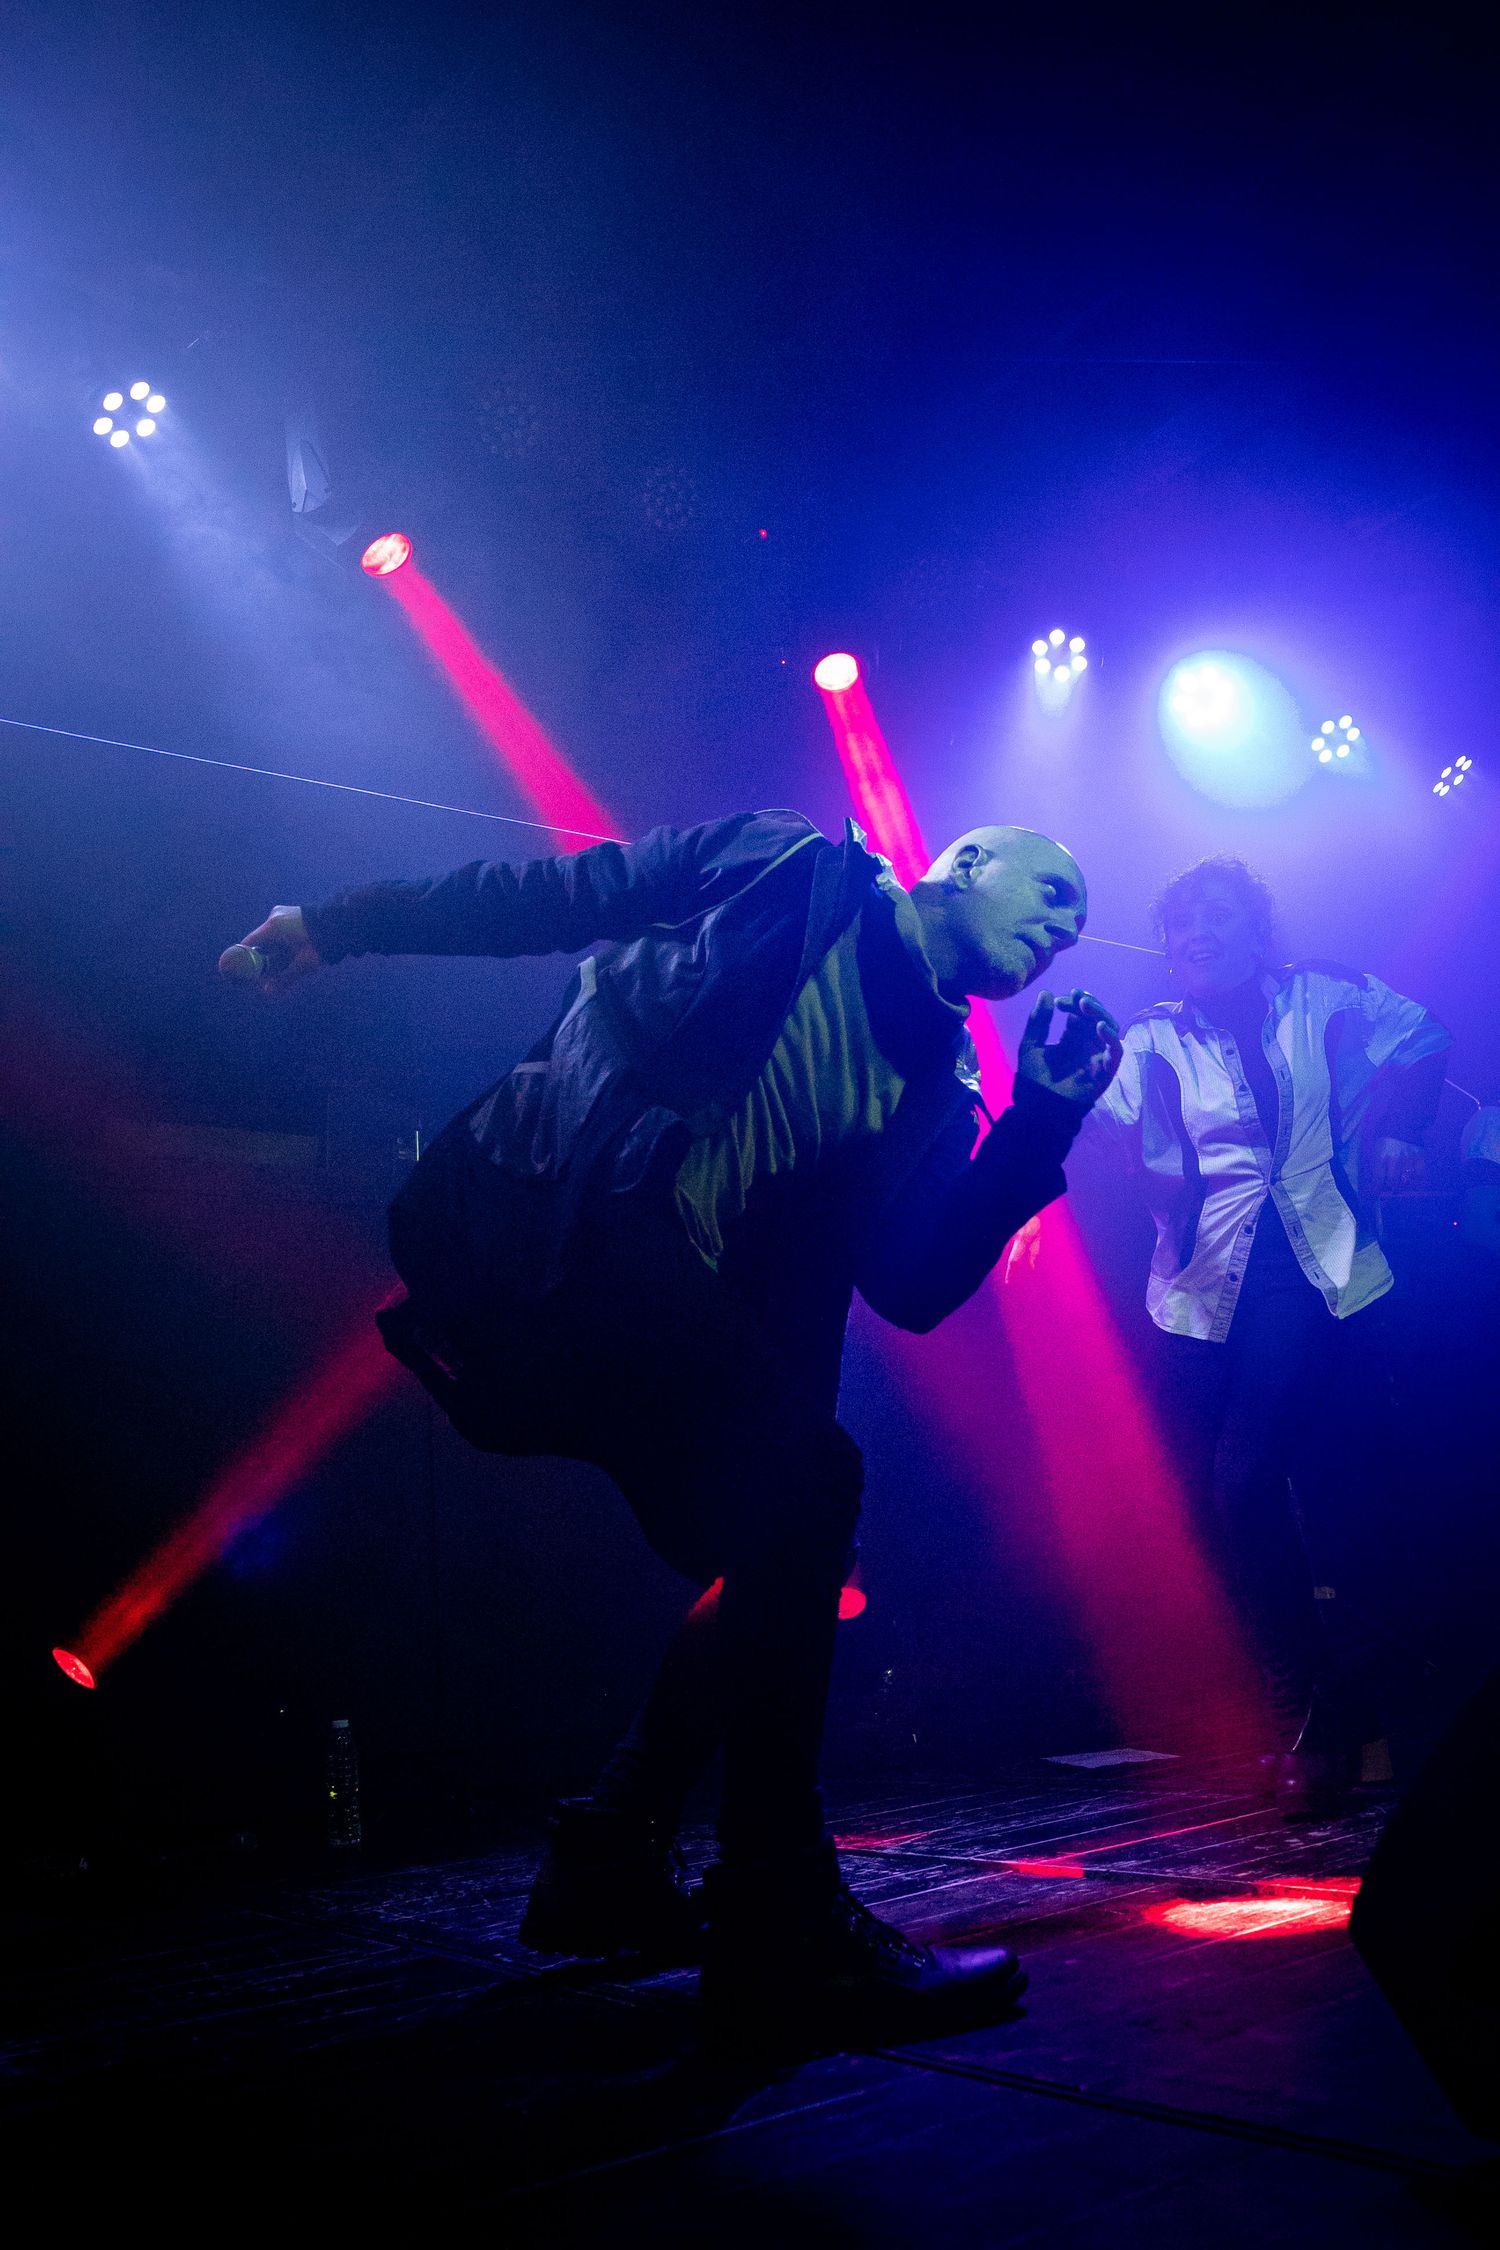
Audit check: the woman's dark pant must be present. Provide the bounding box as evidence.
[1156,1281,1340,1745]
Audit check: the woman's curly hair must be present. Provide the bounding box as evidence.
[1149,855,1281,962]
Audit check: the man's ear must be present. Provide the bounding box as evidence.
[951,844,986,888]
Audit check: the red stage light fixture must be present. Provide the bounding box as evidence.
[361,532,412,577]
[814,652,861,693]
[838,1584,868,1621]
[52,1648,96,1690]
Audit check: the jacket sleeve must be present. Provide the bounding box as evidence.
[1357,975,1451,1142]
[854,1077,1086,1333]
[302,810,823,965]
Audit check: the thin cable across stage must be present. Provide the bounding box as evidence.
[0,710,1159,955]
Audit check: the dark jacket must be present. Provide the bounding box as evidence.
[306,811,1083,1422]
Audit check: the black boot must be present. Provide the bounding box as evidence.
[699,1840,1026,2046]
[1266,1690,1357,1821]
[519,1799,705,1963]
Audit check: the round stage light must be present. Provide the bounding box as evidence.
[129,381,150,401]
[135,417,156,437]
[92,416,113,436]
[1032,628,1087,685]
[837,1584,868,1621]
[360,532,413,577]
[102,390,123,412]
[1159,650,1307,808]
[52,1647,97,1690]
[813,651,860,693]
[108,429,130,448]
[146,393,166,413]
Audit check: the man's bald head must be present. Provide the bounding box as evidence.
[910,824,1088,1001]
[925,826,1079,887]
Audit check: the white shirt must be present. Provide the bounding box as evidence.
[1089,963,1450,1341]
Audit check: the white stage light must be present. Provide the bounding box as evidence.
[1031,628,1087,691]
[1312,715,1361,767]
[1159,650,1306,808]
[1433,757,1474,797]
[94,382,166,444]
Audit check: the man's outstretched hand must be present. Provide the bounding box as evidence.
[1015,989,1122,1109]
[225,904,325,986]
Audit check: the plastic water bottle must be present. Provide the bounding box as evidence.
[326,1718,362,1849]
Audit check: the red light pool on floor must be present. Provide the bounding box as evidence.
[1146,1891,1355,1939]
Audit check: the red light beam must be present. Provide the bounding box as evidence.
[59,1321,398,1683]
[382,565,616,843]
[814,660,929,891]
[814,653,1264,1754]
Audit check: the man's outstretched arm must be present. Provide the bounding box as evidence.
[234,810,823,974]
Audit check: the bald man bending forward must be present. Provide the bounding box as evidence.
[239,809,1120,2041]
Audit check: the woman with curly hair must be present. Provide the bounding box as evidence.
[1090,855,1449,1809]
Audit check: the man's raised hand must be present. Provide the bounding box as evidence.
[1015,988,1122,1109]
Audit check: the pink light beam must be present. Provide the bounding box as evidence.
[57,1321,398,1683]
[384,564,616,843]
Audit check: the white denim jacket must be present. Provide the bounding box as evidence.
[1089,964,1450,1341]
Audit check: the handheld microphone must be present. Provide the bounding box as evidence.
[217,941,292,983]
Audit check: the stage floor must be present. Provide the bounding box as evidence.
[5,1761,1494,2243]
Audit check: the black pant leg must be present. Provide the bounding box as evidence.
[1210,1286,1335,1739]
[478,1190,862,1859]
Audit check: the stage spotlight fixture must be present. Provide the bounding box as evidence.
[814,652,861,692]
[95,382,165,441]
[52,1648,97,1690]
[1312,715,1361,764]
[1159,649,1306,809]
[1433,757,1474,797]
[1032,629,1087,682]
[360,532,413,577]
